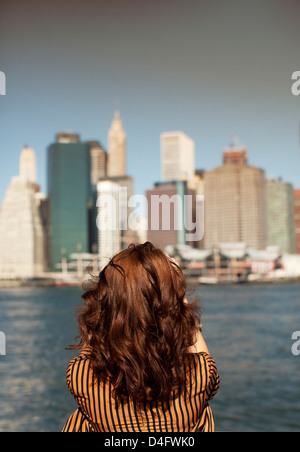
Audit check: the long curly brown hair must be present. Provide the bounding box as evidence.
[70,242,201,404]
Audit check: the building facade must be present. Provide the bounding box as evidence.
[161,131,195,183]
[95,112,136,253]
[294,190,300,254]
[96,174,135,253]
[204,145,267,250]
[47,133,92,269]
[19,145,37,184]
[87,140,107,185]
[146,180,197,249]
[266,179,295,254]
[107,111,127,178]
[0,147,46,277]
[97,180,121,266]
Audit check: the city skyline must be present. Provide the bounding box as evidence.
[1,0,300,206]
[0,118,299,205]
[0,117,299,279]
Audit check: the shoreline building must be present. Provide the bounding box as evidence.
[47,133,92,270]
[0,146,47,277]
[294,189,300,254]
[266,178,295,254]
[204,141,267,250]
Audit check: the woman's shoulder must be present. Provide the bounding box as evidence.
[189,351,218,372]
[188,352,220,399]
[67,346,91,370]
[66,347,93,394]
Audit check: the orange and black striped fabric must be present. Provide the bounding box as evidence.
[62,350,220,432]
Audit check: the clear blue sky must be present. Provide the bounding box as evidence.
[1,0,300,205]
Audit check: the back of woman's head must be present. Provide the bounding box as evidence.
[73,242,200,404]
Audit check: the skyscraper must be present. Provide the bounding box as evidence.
[107,111,126,177]
[161,131,195,183]
[0,147,46,277]
[204,143,267,249]
[97,180,121,265]
[98,111,135,252]
[294,189,300,254]
[266,178,295,254]
[47,133,92,269]
[87,140,107,186]
[19,145,37,184]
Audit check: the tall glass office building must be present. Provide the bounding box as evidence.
[47,133,92,270]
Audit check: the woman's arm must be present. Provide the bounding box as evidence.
[62,408,91,432]
[184,298,210,354]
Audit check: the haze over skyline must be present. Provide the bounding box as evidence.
[1,0,300,204]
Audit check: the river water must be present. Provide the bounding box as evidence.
[0,283,299,432]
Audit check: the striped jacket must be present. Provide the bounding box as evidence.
[63,350,220,432]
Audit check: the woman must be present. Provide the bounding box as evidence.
[63,242,220,432]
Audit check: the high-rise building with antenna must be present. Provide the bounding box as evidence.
[107,110,127,178]
[204,140,267,250]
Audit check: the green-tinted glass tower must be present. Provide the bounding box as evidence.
[47,133,91,270]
